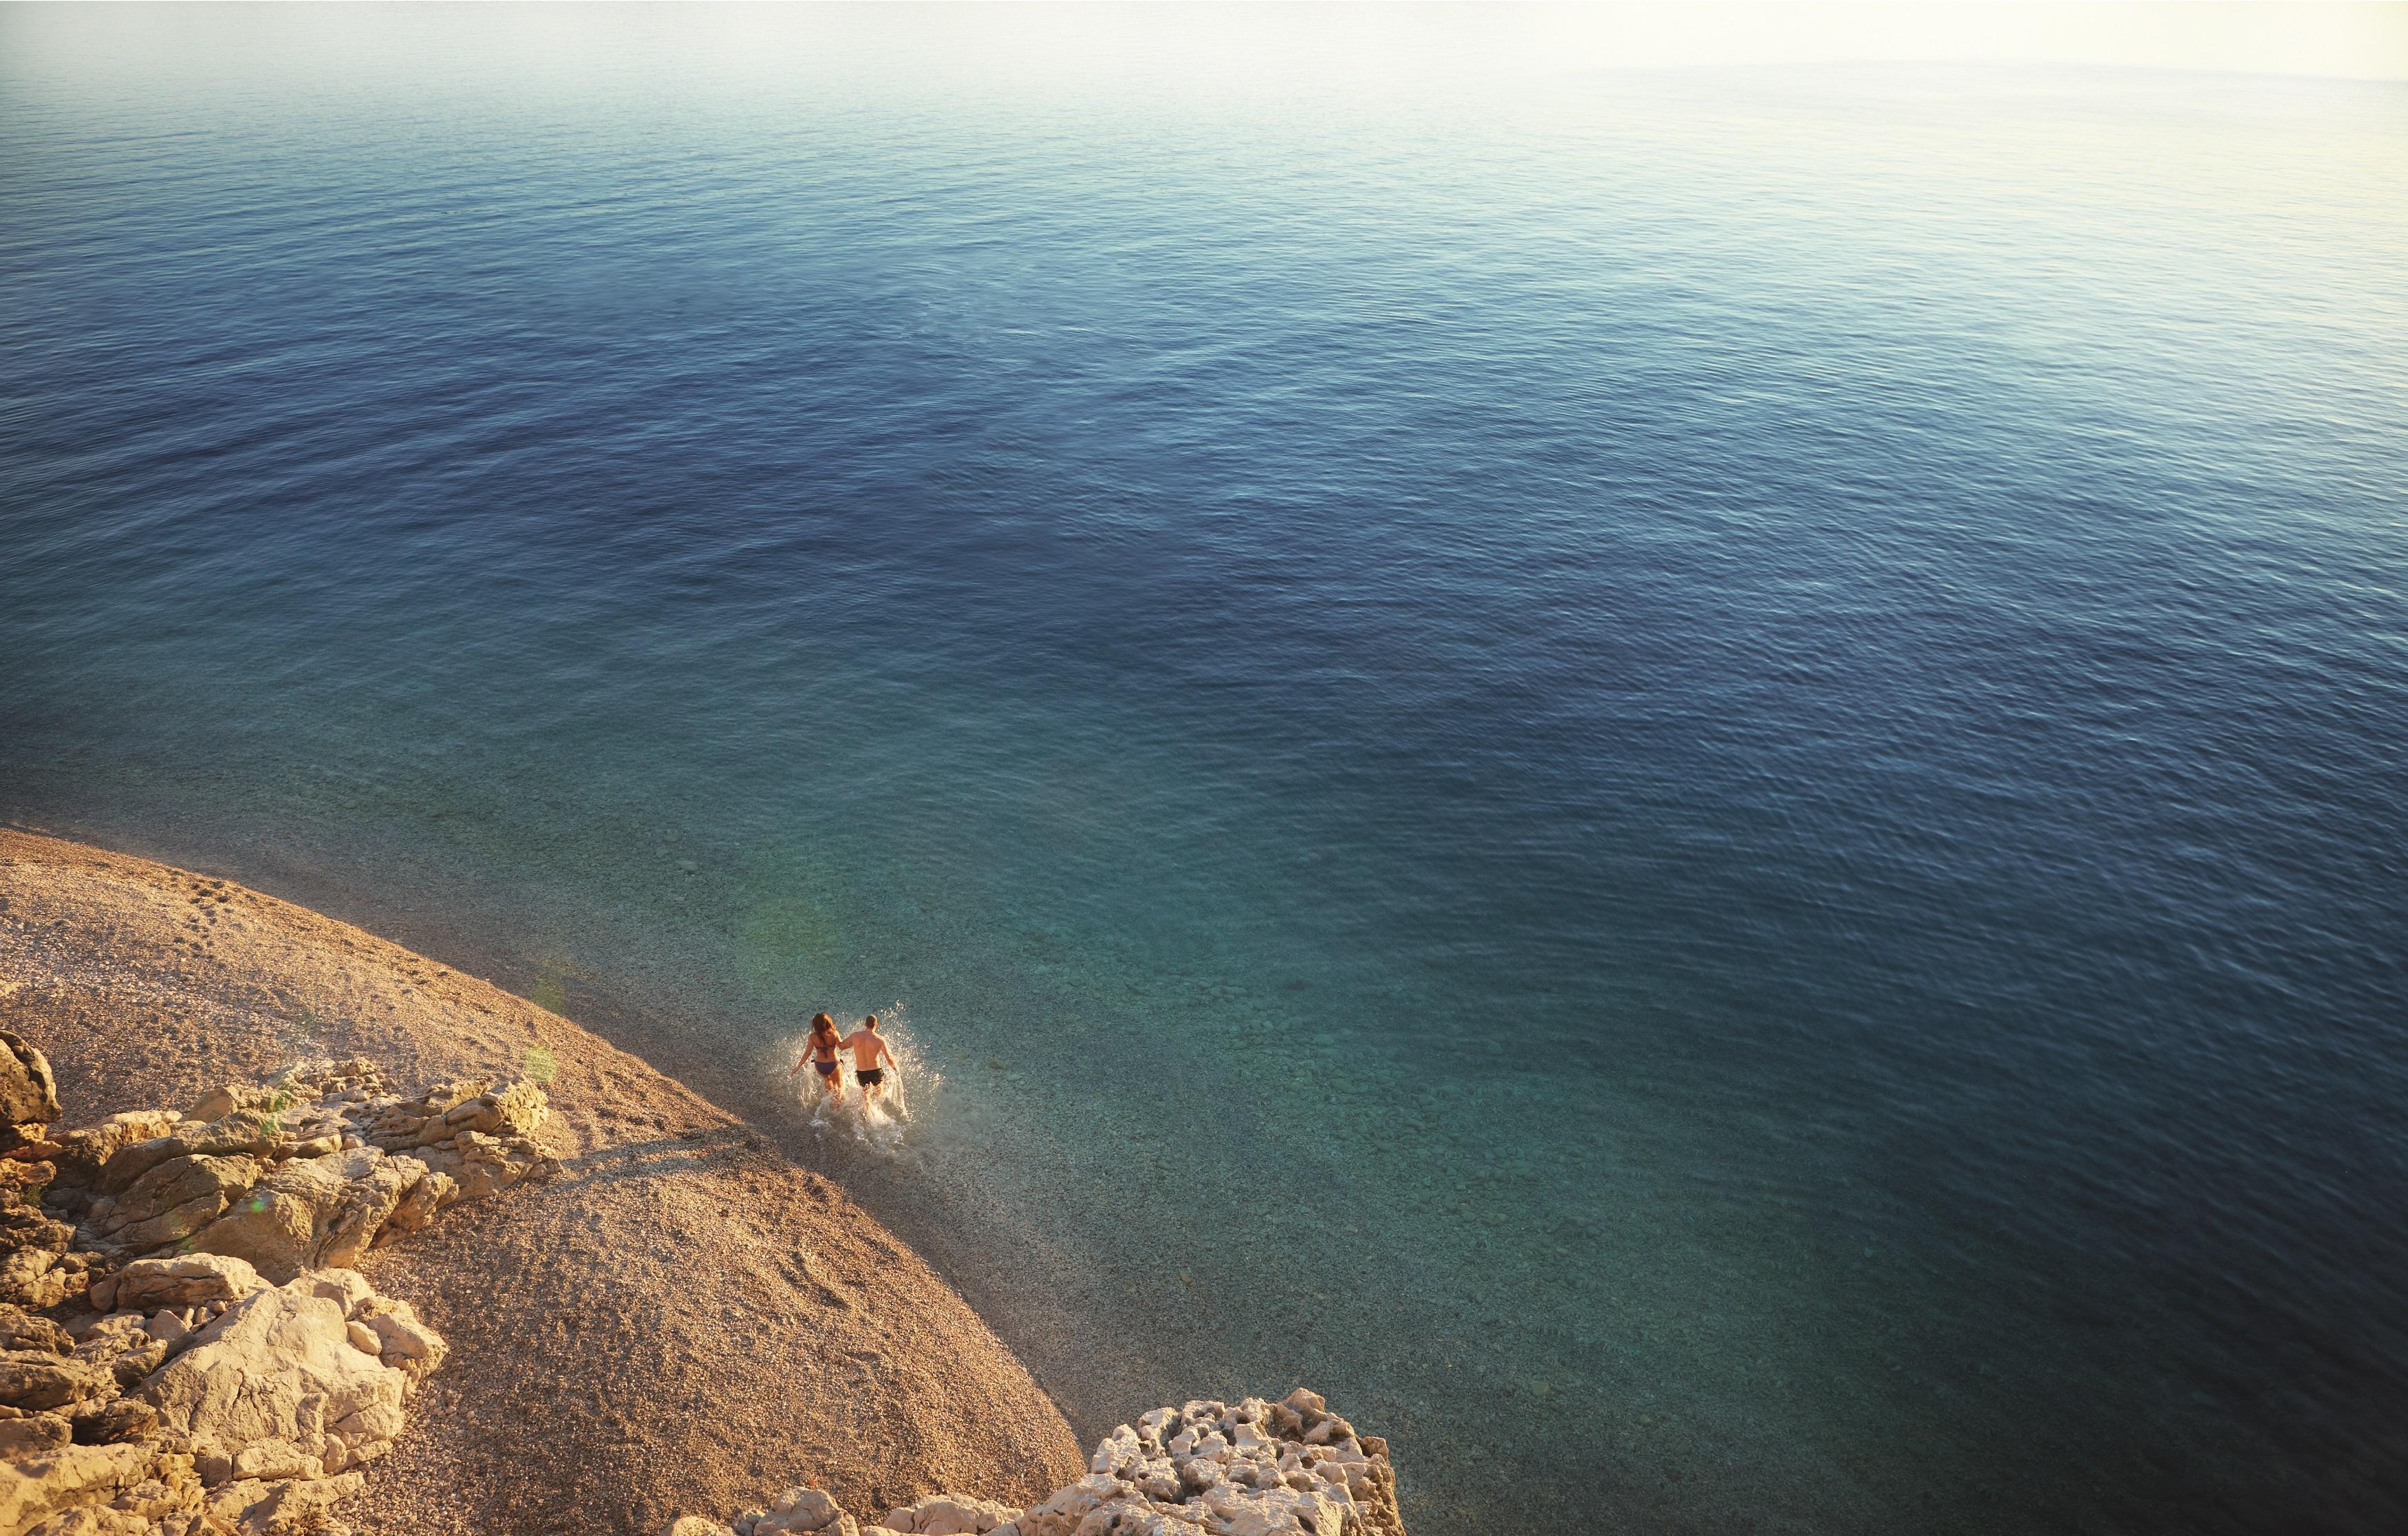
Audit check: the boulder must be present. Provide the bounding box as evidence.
[0,1302,76,1356]
[352,1297,445,1381]
[673,1392,1402,1536]
[0,1442,164,1533]
[378,1167,455,1238]
[0,1156,56,1204]
[142,1275,417,1478]
[0,1246,83,1310]
[111,1254,267,1314]
[204,1469,363,1535]
[182,1084,279,1125]
[47,1063,554,1288]
[0,1350,117,1412]
[43,1112,180,1197]
[92,1153,261,1251]
[185,1147,410,1283]
[5,1054,519,1535]
[0,1032,61,1127]
[878,1493,1022,1535]
[73,1315,166,1389]
[67,1396,159,1445]
[0,1119,58,1156]
[0,1410,72,1455]
[90,1112,283,1199]
[413,1128,548,1203]
[766,1488,843,1533]
[981,1394,1393,1536]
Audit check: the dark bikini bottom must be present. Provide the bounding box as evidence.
[856,1068,885,1087]
[814,1060,839,1077]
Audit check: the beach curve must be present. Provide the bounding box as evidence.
[0,828,1089,1535]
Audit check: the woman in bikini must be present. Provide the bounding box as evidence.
[788,1012,846,1100]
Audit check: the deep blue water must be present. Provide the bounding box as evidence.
[6,12,2407,1535]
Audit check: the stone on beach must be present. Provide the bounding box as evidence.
[144,1271,416,1480]
[681,1389,1404,1536]
[108,1256,266,1316]
[877,1492,1021,1535]
[0,1032,63,1129]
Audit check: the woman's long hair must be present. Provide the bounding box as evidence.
[809,1012,839,1050]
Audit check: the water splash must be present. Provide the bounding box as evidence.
[768,999,938,1158]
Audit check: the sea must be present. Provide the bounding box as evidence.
[4,10,2405,1534]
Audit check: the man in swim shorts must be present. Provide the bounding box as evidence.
[789,1012,845,1100]
[842,1013,898,1105]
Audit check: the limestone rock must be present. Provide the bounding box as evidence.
[0,1198,72,1253]
[878,1493,1022,1535]
[187,1149,411,1284]
[91,1112,286,1200]
[0,1032,61,1127]
[377,1168,453,1240]
[679,1391,1403,1536]
[93,1154,261,1251]
[142,1273,418,1479]
[43,1114,181,1202]
[0,1350,118,1413]
[411,1129,548,1204]
[111,1255,267,1315]
[0,1248,84,1311]
[0,1156,57,1204]
[5,1054,512,1536]
[0,1409,72,1455]
[0,1302,76,1356]
[350,1296,444,1382]
[670,1519,740,1536]
[67,1396,159,1445]
[205,1468,363,1534]
[358,1077,546,1151]
[760,1487,844,1534]
[0,1442,163,1533]
[46,1063,555,1297]
[73,1315,168,1389]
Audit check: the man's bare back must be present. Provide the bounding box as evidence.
[841,1015,896,1100]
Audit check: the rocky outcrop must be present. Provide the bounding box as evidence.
[668,1391,1404,1536]
[0,1032,78,1319]
[0,1044,555,1536]
[43,1059,556,1289]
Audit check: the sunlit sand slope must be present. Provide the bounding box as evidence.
[0,828,1087,1536]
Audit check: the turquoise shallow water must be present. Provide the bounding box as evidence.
[5,12,2408,1533]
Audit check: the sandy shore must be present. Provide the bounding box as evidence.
[0,828,1087,1535]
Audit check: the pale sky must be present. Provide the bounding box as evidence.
[9,3,2407,90]
[932,3,2408,83]
[1444,3,2408,79]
